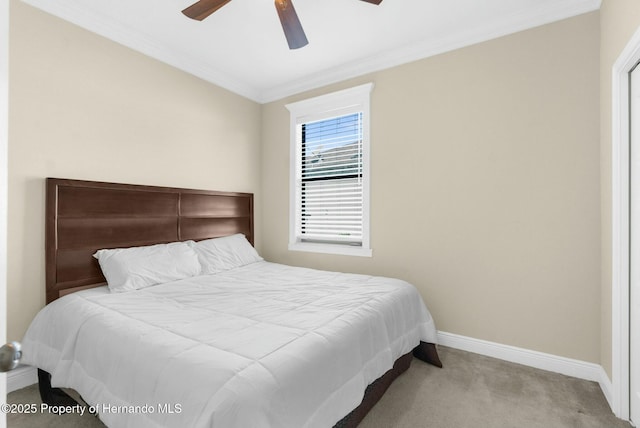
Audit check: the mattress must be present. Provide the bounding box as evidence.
[22,261,437,428]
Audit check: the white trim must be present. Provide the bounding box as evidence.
[610,23,640,423]
[21,0,600,104]
[286,84,373,257]
[600,368,615,412]
[288,242,372,258]
[261,0,602,103]
[1,0,8,424]
[437,331,613,406]
[7,367,37,393]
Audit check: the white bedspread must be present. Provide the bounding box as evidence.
[22,262,437,428]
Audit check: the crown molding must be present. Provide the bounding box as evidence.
[20,0,262,102]
[21,0,601,104]
[258,0,602,103]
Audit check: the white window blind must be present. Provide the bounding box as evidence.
[286,83,372,257]
[298,113,363,245]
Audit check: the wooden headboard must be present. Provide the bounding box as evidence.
[46,178,254,304]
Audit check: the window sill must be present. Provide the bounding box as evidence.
[288,242,372,257]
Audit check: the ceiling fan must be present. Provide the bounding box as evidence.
[182,0,383,50]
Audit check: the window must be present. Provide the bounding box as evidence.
[286,83,373,257]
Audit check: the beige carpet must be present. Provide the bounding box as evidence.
[7,346,632,428]
[359,347,631,428]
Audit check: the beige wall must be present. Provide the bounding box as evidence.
[7,0,262,341]
[6,1,608,369]
[599,0,640,378]
[262,13,601,363]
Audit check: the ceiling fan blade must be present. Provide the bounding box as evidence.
[274,0,309,50]
[182,0,231,21]
[359,0,383,4]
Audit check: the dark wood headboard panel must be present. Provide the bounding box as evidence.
[46,178,254,303]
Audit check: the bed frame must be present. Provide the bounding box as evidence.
[42,177,440,428]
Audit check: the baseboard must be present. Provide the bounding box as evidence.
[596,365,614,411]
[437,331,614,410]
[7,365,37,393]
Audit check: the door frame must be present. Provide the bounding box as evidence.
[0,0,8,427]
[611,24,640,422]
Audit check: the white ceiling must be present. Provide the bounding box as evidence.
[21,0,600,103]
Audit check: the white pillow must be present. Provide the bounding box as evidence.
[93,241,202,293]
[189,234,263,274]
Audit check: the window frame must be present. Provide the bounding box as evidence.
[286,83,373,257]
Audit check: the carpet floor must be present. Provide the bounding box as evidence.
[6,346,632,428]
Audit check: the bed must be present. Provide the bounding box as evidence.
[21,178,442,428]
